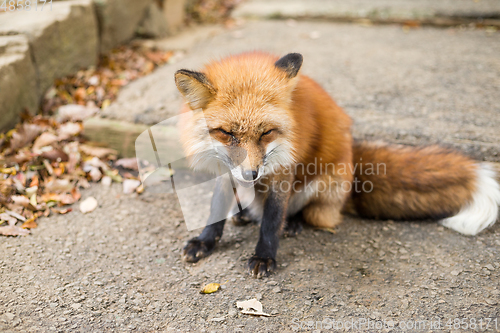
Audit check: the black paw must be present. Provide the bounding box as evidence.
[247,256,277,278]
[182,238,215,263]
[283,216,303,237]
[229,209,255,226]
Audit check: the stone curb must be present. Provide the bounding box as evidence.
[0,0,186,132]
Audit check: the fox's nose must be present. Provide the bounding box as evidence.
[242,169,258,181]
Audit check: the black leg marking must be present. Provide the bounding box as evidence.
[247,176,291,278]
[183,220,225,262]
[283,211,304,237]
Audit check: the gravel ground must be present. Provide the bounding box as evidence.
[0,181,499,332]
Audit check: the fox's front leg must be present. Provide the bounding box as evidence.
[248,173,292,278]
[183,174,235,262]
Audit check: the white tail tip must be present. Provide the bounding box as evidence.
[441,163,500,236]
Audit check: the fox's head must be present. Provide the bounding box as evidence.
[175,52,302,185]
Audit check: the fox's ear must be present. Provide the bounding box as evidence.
[175,69,216,110]
[275,53,303,78]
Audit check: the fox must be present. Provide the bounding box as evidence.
[174,52,500,278]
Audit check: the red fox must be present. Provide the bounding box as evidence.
[174,52,500,278]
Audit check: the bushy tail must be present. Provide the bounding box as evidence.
[350,141,500,235]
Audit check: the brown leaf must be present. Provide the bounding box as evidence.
[71,187,81,201]
[0,213,17,226]
[7,123,43,153]
[115,157,139,171]
[63,142,80,174]
[41,149,69,162]
[33,132,58,151]
[0,225,30,236]
[21,216,38,229]
[56,104,98,122]
[41,193,62,203]
[30,174,39,187]
[52,207,72,214]
[59,193,77,205]
[58,122,82,140]
[11,195,36,210]
[44,178,74,193]
[4,209,26,222]
[80,144,118,159]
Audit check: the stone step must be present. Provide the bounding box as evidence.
[232,0,500,27]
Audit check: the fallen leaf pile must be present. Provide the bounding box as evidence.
[41,45,173,115]
[0,114,144,236]
[0,43,174,236]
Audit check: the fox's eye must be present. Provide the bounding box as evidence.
[219,129,234,137]
[261,129,274,137]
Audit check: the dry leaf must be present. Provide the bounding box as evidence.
[200,283,221,294]
[44,178,73,193]
[33,132,58,151]
[56,104,98,122]
[43,159,54,175]
[0,213,17,226]
[236,299,271,317]
[40,149,69,162]
[80,197,98,213]
[52,208,72,214]
[80,145,117,159]
[25,186,38,197]
[83,156,109,171]
[21,216,38,229]
[0,167,17,175]
[0,225,30,236]
[71,187,81,201]
[58,122,82,139]
[4,209,26,222]
[77,178,91,189]
[7,123,43,153]
[115,157,139,171]
[11,195,30,207]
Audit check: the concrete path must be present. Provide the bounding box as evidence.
[101,20,500,161]
[2,17,500,333]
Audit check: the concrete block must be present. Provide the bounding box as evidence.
[164,0,186,34]
[94,0,152,53]
[0,0,99,96]
[0,35,38,132]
